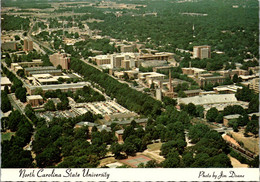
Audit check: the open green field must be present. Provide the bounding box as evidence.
[147,142,162,151]
[1,132,15,142]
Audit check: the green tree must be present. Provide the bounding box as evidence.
[232,74,238,83]
[182,152,194,167]
[14,35,20,40]
[162,149,181,168]
[245,120,259,136]
[44,100,56,111]
[110,143,123,159]
[178,90,187,98]
[195,105,204,118]
[15,87,27,102]
[186,103,196,116]
[1,92,12,113]
[206,107,219,122]
[4,85,9,94]
[188,124,210,143]
[248,96,259,113]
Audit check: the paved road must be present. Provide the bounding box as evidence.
[28,20,55,53]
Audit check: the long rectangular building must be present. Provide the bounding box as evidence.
[24,66,62,76]
[25,82,90,95]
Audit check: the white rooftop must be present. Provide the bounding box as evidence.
[27,95,43,100]
[214,85,242,92]
[32,73,53,79]
[178,94,238,105]
[224,114,241,120]
[1,77,12,85]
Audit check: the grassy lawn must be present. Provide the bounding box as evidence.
[147,142,162,151]
[1,132,15,142]
[98,157,117,167]
[230,131,259,155]
[191,117,219,129]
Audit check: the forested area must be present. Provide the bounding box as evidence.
[2,65,28,102]
[87,0,258,59]
[1,111,34,167]
[2,15,30,31]
[1,0,258,169]
[1,86,12,113]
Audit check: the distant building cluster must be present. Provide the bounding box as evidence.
[90,52,174,70]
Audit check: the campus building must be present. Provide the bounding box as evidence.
[223,114,241,127]
[193,45,211,59]
[49,52,71,70]
[23,39,33,51]
[1,77,12,91]
[26,95,44,107]
[182,67,206,75]
[194,74,226,87]
[25,82,90,95]
[120,44,136,53]
[91,52,174,70]
[249,78,259,93]
[11,60,43,71]
[24,66,62,77]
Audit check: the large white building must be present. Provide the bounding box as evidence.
[178,94,248,112]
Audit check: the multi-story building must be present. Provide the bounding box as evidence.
[194,74,226,87]
[28,40,33,51]
[92,53,138,69]
[26,82,90,95]
[49,52,70,70]
[182,67,206,75]
[248,66,260,74]
[138,52,174,61]
[120,44,136,53]
[91,52,174,70]
[93,55,111,65]
[23,39,28,51]
[217,69,249,78]
[249,78,259,93]
[213,85,242,94]
[193,45,211,59]
[11,60,43,71]
[26,95,44,107]
[184,89,202,97]
[23,39,33,51]
[138,72,166,87]
[1,77,12,91]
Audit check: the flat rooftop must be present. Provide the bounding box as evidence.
[27,82,90,91]
[27,95,43,100]
[178,94,238,105]
[24,66,57,71]
[1,77,12,85]
[223,114,241,120]
[28,70,62,75]
[74,100,131,116]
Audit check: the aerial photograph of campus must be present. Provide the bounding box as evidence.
[1,0,259,172]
